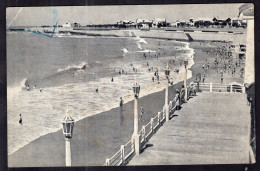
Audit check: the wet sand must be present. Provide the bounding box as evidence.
[8,40,243,167]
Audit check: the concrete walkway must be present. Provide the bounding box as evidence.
[128,92,251,165]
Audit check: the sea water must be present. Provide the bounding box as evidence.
[7,31,194,155]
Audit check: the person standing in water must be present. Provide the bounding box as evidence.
[19,114,22,124]
[120,97,124,107]
[139,107,144,121]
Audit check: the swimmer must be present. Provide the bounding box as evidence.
[19,114,22,124]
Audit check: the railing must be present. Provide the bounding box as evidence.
[104,81,245,166]
[195,82,245,93]
[104,98,180,166]
[105,139,135,166]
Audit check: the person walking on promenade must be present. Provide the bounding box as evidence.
[221,75,224,84]
[139,107,144,121]
[180,85,186,103]
[119,97,124,107]
[19,114,23,124]
[202,75,205,83]
[175,89,180,110]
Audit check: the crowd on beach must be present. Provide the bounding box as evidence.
[200,42,245,84]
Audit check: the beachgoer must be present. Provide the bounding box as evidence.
[40,87,43,92]
[120,97,124,107]
[221,75,223,84]
[147,62,149,66]
[175,89,180,110]
[96,88,99,93]
[202,75,205,83]
[139,107,144,121]
[180,85,186,103]
[111,77,114,82]
[19,114,22,124]
[152,76,154,82]
[26,85,30,91]
[119,70,121,74]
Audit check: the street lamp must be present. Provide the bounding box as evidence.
[183,59,188,102]
[132,81,141,155]
[62,109,74,167]
[164,63,170,121]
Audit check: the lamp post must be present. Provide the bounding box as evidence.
[164,63,170,121]
[62,109,74,167]
[183,59,189,103]
[132,81,141,155]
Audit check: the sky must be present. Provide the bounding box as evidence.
[6,4,244,27]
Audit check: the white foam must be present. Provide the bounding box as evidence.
[137,49,156,53]
[57,61,87,72]
[121,48,129,53]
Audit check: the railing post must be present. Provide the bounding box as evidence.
[242,86,246,93]
[106,158,110,166]
[210,82,213,92]
[142,126,146,142]
[150,118,154,133]
[230,84,233,93]
[120,145,125,165]
[158,112,161,126]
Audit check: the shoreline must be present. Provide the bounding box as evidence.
[8,38,243,166]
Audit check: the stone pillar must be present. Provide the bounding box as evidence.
[165,81,169,121]
[132,96,140,155]
[132,134,141,155]
[106,158,110,166]
[210,82,213,92]
[133,97,138,135]
[230,84,233,93]
[65,139,71,166]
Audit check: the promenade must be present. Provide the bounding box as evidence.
[128,92,251,165]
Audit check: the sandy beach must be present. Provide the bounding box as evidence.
[8,36,245,166]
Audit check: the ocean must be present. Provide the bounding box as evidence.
[7,31,194,155]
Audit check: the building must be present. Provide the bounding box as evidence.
[153,18,168,28]
[239,3,254,85]
[62,23,72,29]
[136,19,152,29]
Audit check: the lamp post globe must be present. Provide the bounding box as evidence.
[132,81,140,99]
[62,110,74,167]
[183,59,188,69]
[62,115,75,139]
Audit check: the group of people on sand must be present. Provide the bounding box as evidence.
[202,43,245,84]
[26,84,43,92]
